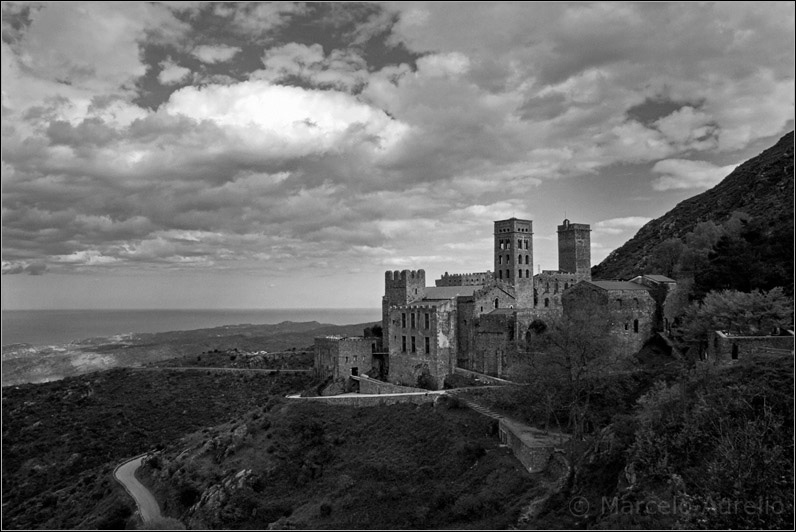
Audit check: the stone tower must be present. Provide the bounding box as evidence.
[382,269,426,352]
[494,218,533,305]
[557,219,591,279]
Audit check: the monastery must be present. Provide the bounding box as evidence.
[315,217,678,390]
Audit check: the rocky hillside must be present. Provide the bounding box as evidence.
[593,131,794,280]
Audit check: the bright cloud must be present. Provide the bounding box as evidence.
[191,44,241,64]
[0,1,792,310]
[651,159,740,191]
[158,58,192,85]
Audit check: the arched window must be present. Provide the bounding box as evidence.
[526,269,530,278]
[499,270,503,279]
[498,256,502,265]
[544,298,549,308]
[633,319,639,333]
[499,240,504,250]
[494,298,499,309]
[617,299,623,308]
[633,298,639,307]
[506,269,510,279]
[554,280,559,294]
[518,270,522,278]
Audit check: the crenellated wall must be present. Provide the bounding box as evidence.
[436,271,492,286]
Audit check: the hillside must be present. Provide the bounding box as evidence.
[139,399,538,530]
[593,131,794,280]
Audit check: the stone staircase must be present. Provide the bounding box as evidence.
[445,389,504,420]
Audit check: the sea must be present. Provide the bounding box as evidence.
[1,308,382,347]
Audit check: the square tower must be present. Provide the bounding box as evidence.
[557,219,591,278]
[494,218,533,291]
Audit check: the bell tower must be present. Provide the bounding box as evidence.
[557,219,591,280]
[494,218,533,304]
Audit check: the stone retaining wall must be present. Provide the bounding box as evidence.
[356,376,427,394]
[289,392,441,407]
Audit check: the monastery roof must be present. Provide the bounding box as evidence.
[488,308,516,315]
[586,280,651,291]
[423,286,481,300]
[640,274,676,283]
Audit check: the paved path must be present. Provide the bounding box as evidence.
[132,366,311,374]
[114,455,162,524]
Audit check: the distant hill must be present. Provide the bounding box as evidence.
[1,320,376,387]
[592,131,794,280]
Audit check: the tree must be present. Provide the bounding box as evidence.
[530,298,624,438]
[676,288,793,355]
[649,238,684,278]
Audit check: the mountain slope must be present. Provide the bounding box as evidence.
[592,131,794,280]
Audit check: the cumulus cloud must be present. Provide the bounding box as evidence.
[651,159,739,191]
[158,58,192,85]
[594,217,654,236]
[0,1,792,288]
[253,43,369,91]
[191,44,241,64]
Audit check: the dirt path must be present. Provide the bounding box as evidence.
[114,455,162,524]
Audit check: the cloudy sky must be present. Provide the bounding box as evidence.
[1,1,794,310]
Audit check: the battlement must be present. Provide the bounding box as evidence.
[436,271,492,286]
[385,269,426,284]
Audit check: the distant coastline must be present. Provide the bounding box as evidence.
[1,308,381,347]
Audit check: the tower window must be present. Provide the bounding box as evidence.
[425,313,430,329]
[411,336,416,353]
[634,319,639,333]
[498,256,502,265]
[494,298,499,309]
[402,313,406,328]
[499,270,503,279]
[617,299,623,308]
[544,298,549,307]
[518,239,522,248]
[506,269,510,279]
[402,336,406,352]
[411,313,416,329]
[424,337,430,354]
[525,255,529,264]
[526,269,530,278]
[518,270,522,278]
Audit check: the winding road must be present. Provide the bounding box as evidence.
[114,455,162,524]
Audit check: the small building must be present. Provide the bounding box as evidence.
[706,330,794,362]
[314,335,380,380]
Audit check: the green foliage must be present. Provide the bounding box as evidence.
[676,288,792,345]
[626,357,794,529]
[1,370,313,529]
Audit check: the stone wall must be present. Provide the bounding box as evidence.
[436,271,492,286]
[707,331,794,362]
[498,419,563,473]
[388,300,457,390]
[472,312,515,377]
[314,336,376,380]
[290,392,441,407]
[356,375,427,394]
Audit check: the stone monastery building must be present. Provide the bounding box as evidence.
[316,217,677,390]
